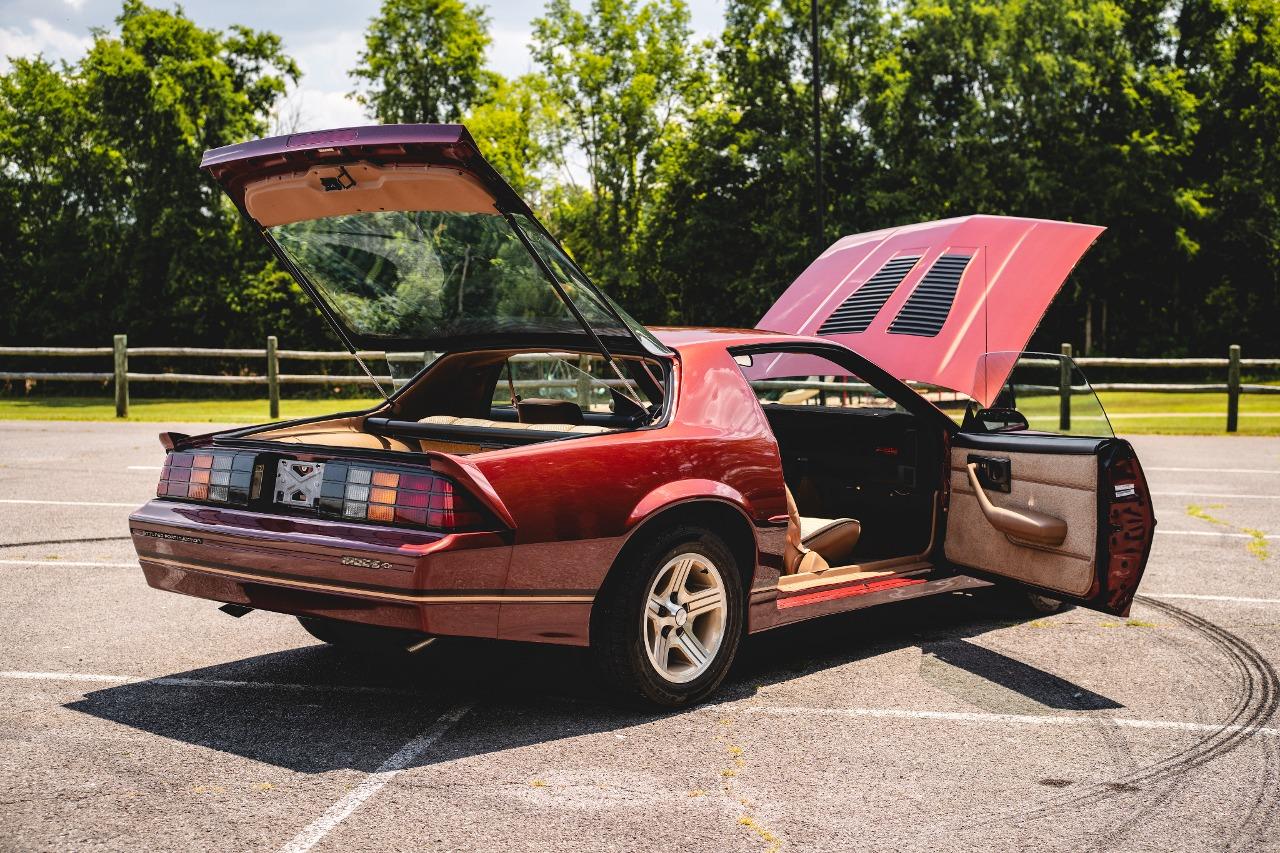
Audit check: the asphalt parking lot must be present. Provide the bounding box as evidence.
[1,421,1277,852]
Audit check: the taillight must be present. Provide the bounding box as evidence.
[157,450,255,505]
[157,450,484,532]
[317,462,484,530]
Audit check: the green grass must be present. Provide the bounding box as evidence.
[1,390,1278,434]
[1016,391,1280,435]
[0,396,380,423]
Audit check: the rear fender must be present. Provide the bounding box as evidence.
[626,479,750,529]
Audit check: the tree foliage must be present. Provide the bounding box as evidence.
[527,0,710,315]
[0,1,325,347]
[350,0,494,123]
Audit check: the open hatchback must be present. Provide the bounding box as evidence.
[128,124,1155,708]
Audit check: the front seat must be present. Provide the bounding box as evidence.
[783,485,861,574]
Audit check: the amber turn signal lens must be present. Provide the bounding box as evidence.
[366,503,394,522]
[369,487,397,504]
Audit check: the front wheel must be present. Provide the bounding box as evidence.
[591,526,744,707]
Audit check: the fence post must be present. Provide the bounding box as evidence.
[1058,342,1072,432]
[577,353,592,410]
[1227,344,1240,433]
[113,334,128,418]
[267,335,279,419]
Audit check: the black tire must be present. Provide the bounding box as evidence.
[990,581,1066,615]
[590,525,745,708]
[296,615,424,652]
[1025,591,1066,614]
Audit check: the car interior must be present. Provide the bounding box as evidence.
[241,348,668,455]
[768,405,942,582]
[737,352,945,587]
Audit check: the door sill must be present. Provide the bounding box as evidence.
[776,555,933,594]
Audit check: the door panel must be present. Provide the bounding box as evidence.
[943,434,1155,615]
[945,445,1099,597]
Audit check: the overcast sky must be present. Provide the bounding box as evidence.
[0,0,726,131]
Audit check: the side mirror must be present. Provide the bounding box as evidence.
[963,406,1029,433]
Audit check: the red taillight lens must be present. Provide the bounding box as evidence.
[157,450,255,505]
[317,462,483,530]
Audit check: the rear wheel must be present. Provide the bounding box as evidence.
[296,616,424,652]
[591,526,744,707]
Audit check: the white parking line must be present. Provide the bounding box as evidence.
[126,465,162,471]
[1155,530,1279,540]
[0,670,425,697]
[0,559,137,568]
[278,703,473,853]
[1147,467,1280,475]
[0,498,139,508]
[743,706,1280,737]
[1143,593,1280,605]
[1152,491,1280,500]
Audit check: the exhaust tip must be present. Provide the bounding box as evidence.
[218,603,254,618]
[406,636,436,654]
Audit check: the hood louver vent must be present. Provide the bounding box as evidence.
[816,256,920,335]
[888,254,972,337]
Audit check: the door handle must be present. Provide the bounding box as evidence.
[965,463,1068,547]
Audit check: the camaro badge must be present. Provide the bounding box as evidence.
[340,556,394,570]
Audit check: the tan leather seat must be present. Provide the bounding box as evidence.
[419,415,610,434]
[783,485,861,574]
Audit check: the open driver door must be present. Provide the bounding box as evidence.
[944,352,1156,616]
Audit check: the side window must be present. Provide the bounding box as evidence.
[734,350,903,410]
[964,351,1114,438]
[492,352,662,414]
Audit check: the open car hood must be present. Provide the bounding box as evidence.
[756,215,1104,406]
[202,125,663,357]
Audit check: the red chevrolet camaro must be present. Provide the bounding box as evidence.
[129,124,1156,706]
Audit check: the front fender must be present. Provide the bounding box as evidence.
[625,479,751,529]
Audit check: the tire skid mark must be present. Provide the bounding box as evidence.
[1016,596,1279,842]
[1088,597,1263,849]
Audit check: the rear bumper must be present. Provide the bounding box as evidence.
[129,500,594,644]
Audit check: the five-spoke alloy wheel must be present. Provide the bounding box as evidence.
[643,553,728,683]
[591,525,744,707]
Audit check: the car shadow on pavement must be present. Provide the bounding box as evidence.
[65,588,1120,773]
[726,589,1122,713]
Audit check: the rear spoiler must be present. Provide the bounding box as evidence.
[426,451,517,530]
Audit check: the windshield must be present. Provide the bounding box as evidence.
[268,210,660,351]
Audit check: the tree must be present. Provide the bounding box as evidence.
[351,0,495,124]
[1176,0,1280,354]
[636,0,887,326]
[860,0,1199,354]
[463,74,560,200]
[0,1,316,347]
[530,0,708,315]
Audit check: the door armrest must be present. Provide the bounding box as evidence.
[965,463,1068,547]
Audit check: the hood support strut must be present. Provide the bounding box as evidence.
[500,210,646,410]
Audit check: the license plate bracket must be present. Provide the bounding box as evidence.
[275,459,326,508]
